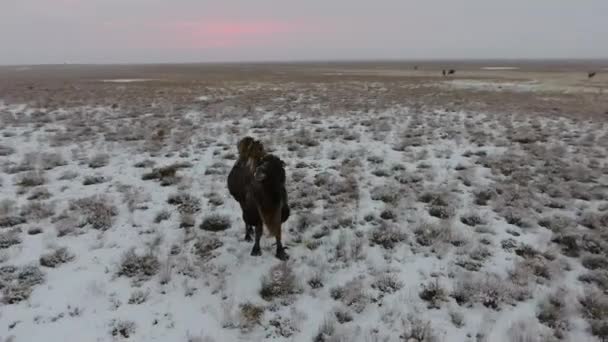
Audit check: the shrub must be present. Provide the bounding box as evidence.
[110,320,136,339]
[167,192,201,214]
[40,152,66,170]
[27,187,51,201]
[0,145,15,156]
[452,273,509,310]
[1,265,45,304]
[39,247,75,268]
[580,211,608,230]
[329,278,369,314]
[313,318,336,342]
[334,308,353,324]
[69,196,118,230]
[401,316,438,342]
[582,255,608,271]
[578,271,608,292]
[28,227,42,235]
[180,213,195,228]
[200,214,231,232]
[414,222,450,247]
[449,310,465,328]
[580,290,608,321]
[428,205,455,219]
[461,213,483,227]
[192,236,223,261]
[514,244,541,259]
[58,171,78,180]
[537,292,569,337]
[134,160,155,168]
[474,189,495,206]
[239,303,265,330]
[20,201,55,220]
[538,215,573,233]
[372,274,403,294]
[154,210,171,223]
[552,234,580,257]
[0,216,26,228]
[142,162,191,183]
[88,153,109,168]
[419,280,447,309]
[308,273,324,289]
[0,230,21,249]
[369,224,407,249]
[117,249,160,279]
[16,171,46,187]
[370,185,400,204]
[128,290,149,304]
[260,263,301,301]
[82,175,108,185]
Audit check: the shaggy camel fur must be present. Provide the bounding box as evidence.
[248,153,290,260]
[227,138,290,260]
[227,136,258,241]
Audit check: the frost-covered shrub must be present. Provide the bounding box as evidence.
[16,171,46,187]
[200,214,231,232]
[88,153,109,168]
[69,196,118,230]
[192,236,223,261]
[117,249,160,279]
[167,192,201,214]
[260,263,301,301]
[39,247,75,268]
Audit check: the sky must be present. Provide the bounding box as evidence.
[0,0,607,65]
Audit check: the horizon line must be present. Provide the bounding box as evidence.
[2,57,608,67]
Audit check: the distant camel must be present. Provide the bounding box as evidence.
[448,69,455,75]
[442,70,446,76]
[588,72,597,79]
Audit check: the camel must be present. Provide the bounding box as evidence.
[247,150,291,260]
[227,136,258,241]
[227,138,290,260]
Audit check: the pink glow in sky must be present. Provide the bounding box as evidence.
[166,20,305,48]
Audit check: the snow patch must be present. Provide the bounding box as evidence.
[101,79,157,83]
[481,67,520,70]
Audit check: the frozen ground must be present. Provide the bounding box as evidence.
[439,80,541,93]
[0,81,607,342]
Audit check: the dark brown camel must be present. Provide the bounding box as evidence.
[227,136,258,241]
[247,152,290,260]
[588,72,597,79]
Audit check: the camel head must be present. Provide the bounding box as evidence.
[237,136,256,156]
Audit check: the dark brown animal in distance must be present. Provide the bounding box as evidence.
[588,72,597,79]
[227,136,257,241]
[248,153,291,260]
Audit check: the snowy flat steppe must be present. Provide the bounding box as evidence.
[0,93,607,342]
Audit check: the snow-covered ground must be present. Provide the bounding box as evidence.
[101,79,158,83]
[0,99,607,342]
[440,80,541,93]
[480,67,520,70]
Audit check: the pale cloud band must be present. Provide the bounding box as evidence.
[0,0,606,64]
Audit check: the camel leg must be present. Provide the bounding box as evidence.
[244,216,253,242]
[274,224,289,261]
[250,224,263,256]
[244,225,253,242]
